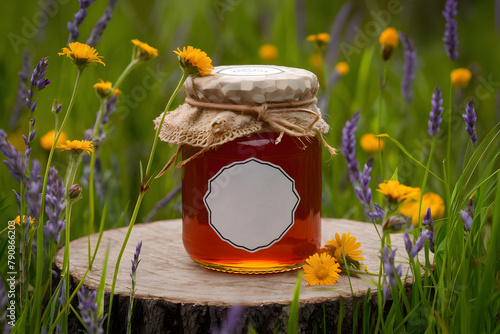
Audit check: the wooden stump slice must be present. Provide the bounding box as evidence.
[53,218,431,333]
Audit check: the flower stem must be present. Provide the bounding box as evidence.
[113,59,140,91]
[378,64,387,180]
[61,153,83,322]
[32,68,83,331]
[106,71,188,334]
[87,99,105,268]
[418,139,436,225]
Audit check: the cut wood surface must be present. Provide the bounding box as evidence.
[53,218,432,333]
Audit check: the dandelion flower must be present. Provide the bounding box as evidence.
[326,232,365,264]
[379,27,399,60]
[377,180,419,203]
[335,61,349,76]
[451,68,472,88]
[316,33,330,44]
[58,42,105,69]
[360,133,384,155]
[400,192,445,226]
[258,44,278,62]
[93,79,121,98]
[303,253,341,286]
[40,130,68,151]
[307,33,330,49]
[14,215,35,226]
[57,140,94,156]
[132,39,158,61]
[174,46,214,76]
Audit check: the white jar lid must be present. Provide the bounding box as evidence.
[183,65,319,105]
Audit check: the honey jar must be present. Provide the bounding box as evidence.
[156,65,333,273]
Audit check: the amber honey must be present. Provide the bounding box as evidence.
[182,132,321,273]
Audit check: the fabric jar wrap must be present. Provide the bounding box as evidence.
[154,65,333,273]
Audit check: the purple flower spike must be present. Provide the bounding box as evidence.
[45,167,66,243]
[409,230,429,258]
[462,100,477,145]
[461,197,474,231]
[428,86,444,137]
[399,31,417,105]
[355,158,374,209]
[368,203,385,220]
[341,111,361,184]
[131,241,143,278]
[380,246,403,301]
[403,232,412,254]
[77,286,105,334]
[460,210,472,231]
[443,0,459,61]
[0,129,27,184]
[422,208,435,253]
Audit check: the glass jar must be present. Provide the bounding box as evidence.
[182,131,322,273]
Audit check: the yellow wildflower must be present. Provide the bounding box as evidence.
[258,44,278,63]
[317,33,330,44]
[174,46,214,76]
[326,232,365,264]
[57,140,94,156]
[451,68,472,88]
[93,79,121,98]
[377,180,419,203]
[360,133,384,155]
[307,33,330,49]
[58,42,105,69]
[40,130,68,152]
[14,215,35,226]
[379,27,399,61]
[335,61,349,76]
[132,39,158,61]
[400,192,445,226]
[303,252,341,286]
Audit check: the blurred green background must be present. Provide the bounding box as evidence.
[1,0,499,239]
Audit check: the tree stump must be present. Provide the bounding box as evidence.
[53,218,431,333]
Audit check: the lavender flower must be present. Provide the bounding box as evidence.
[368,203,385,220]
[45,167,66,243]
[341,111,361,184]
[399,31,417,105]
[10,50,31,130]
[443,0,459,61]
[130,241,142,278]
[0,129,27,183]
[354,158,373,208]
[380,246,402,301]
[77,286,104,334]
[422,207,435,253]
[86,0,118,47]
[428,86,444,136]
[25,160,43,221]
[67,0,97,43]
[25,57,51,148]
[462,99,477,145]
[128,241,142,333]
[461,197,474,231]
[404,231,429,259]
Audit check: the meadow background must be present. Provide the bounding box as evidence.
[0,0,499,230]
[0,0,499,332]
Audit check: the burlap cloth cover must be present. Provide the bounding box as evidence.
[153,65,333,170]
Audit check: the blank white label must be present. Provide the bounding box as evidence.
[204,158,300,252]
